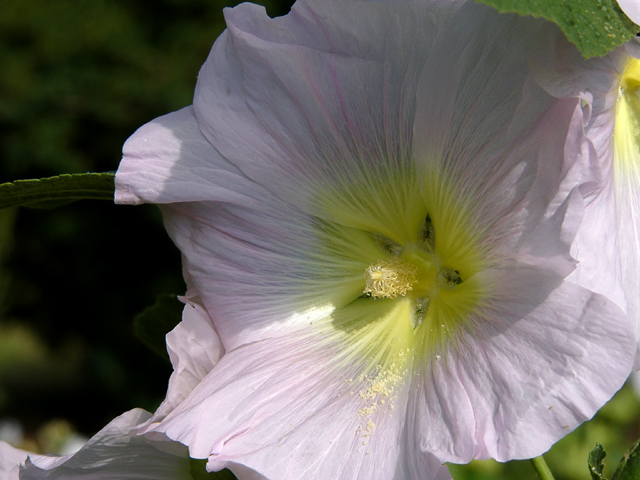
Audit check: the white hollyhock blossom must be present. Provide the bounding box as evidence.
[530,27,640,365]
[116,0,636,478]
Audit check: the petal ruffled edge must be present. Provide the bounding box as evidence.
[6,409,192,480]
[143,318,452,480]
[151,295,225,421]
[408,267,635,463]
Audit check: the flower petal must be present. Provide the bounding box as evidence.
[0,442,27,480]
[159,197,384,350]
[618,0,640,25]
[527,26,635,133]
[8,410,191,480]
[152,296,225,420]
[408,267,635,463]
[117,104,379,349]
[192,0,446,222]
[143,321,450,480]
[116,106,268,209]
[413,3,549,171]
[528,31,640,361]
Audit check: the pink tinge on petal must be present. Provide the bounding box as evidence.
[159,200,372,351]
[615,179,640,366]
[515,187,583,278]
[192,0,442,218]
[408,266,634,463]
[116,106,268,209]
[528,24,626,129]
[0,442,29,480]
[114,0,638,474]
[413,2,549,173]
[21,409,191,480]
[618,0,640,25]
[144,330,449,480]
[527,18,640,360]
[568,185,627,313]
[151,297,225,421]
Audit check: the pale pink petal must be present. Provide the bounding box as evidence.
[419,91,588,260]
[549,100,624,308]
[615,171,640,364]
[409,268,634,463]
[143,326,450,480]
[512,187,582,279]
[6,410,191,480]
[192,0,444,225]
[118,106,388,351]
[611,48,640,362]
[529,30,640,361]
[414,3,550,174]
[566,186,627,311]
[116,106,269,209]
[152,296,225,420]
[528,26,627,133]
[114,0,637,475]
[159,200,380,350]
[618,0,640,25]
[0,442,28,480]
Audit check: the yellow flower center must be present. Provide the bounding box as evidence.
[615,58,640,174]
[361,212,485,335]
[619,59,640,95]
[314,167,493,439]
[363,257,417,299]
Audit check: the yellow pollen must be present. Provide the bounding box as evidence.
[620,59,640,94]
[363,257,417,298]
[615,58,640,172]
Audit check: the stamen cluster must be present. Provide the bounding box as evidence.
[363,257,417,299]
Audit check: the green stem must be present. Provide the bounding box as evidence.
[530,455,556,480]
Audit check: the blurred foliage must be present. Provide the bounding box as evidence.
[133,293,183,362]
[0,0,292,452]
[0,0,292,181]
[449,381,640,480]
[190,459,237,480]
[611,438,640,480]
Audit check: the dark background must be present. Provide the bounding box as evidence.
[0,0,293,450]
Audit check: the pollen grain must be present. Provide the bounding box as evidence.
[363,257,417,299]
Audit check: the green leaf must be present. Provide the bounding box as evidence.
[0,173,115,210]
[589,444,608,480]
[189,459,238,480]
[133,294,184,362]
[476,0,639,58]
[612,438,640,480]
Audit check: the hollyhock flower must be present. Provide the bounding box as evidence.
[530,29,640,363]
[0,409,192,480]
[116,0,636,478]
